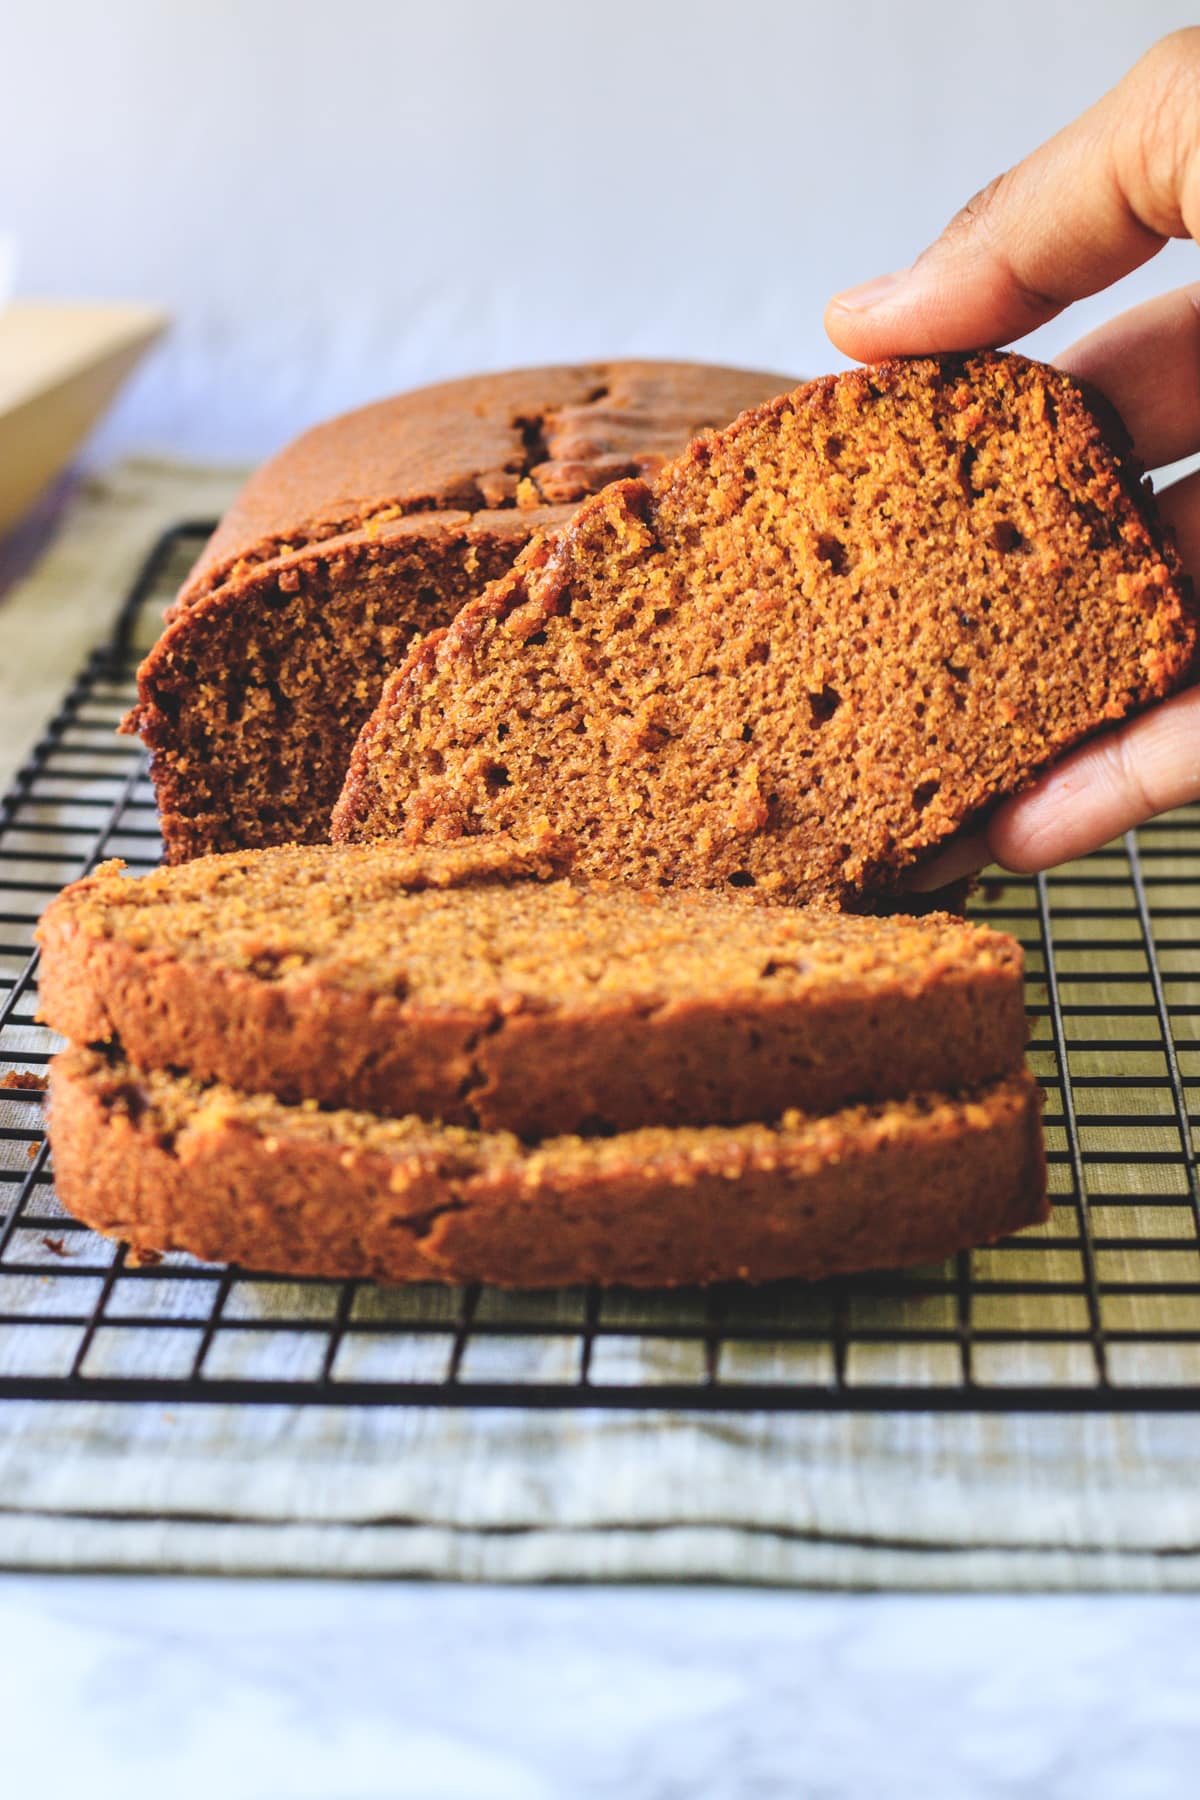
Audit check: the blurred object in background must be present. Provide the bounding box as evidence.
[5,0,1196,467]
[0,297,167,539]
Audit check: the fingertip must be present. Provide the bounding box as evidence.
[903,829,992,892]
[823,271,916,362]
[985,766,1100,875]
[984,806,1055,876]
[822,300,870,362]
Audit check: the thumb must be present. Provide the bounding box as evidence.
[825,28,1200,361]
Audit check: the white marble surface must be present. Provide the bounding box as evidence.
[1,1580,1198,1799]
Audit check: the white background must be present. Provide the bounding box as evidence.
[6,0,1200,465]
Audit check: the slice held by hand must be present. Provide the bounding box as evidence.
[332,352,1196,908]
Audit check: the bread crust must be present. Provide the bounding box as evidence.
[177,360,795,604]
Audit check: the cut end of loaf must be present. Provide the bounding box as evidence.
[130,361,794,863]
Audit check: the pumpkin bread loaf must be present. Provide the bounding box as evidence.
[333,352,1196,907]
[47,1050,1046,1287]
[123,361,790,863]
[36,837,1027,1138]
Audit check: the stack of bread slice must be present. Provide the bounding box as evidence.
[38,837,1046,1286]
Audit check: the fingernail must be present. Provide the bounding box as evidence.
[830,268,912,314]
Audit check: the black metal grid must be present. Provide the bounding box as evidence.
[2,523,1200,1411]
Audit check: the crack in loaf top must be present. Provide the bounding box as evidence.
[177,360,795,610]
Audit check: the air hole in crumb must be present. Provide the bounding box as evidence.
[912,779,941,811]
[745,641,770,666]
[728,870,756,889]
[957,612,977,631]
[991,520,1026,554]
[484,763,511,792]
[815,533,847,574]
[266,680,292,726]
[741,723,754,742]
[575,1113,618,1137]
[743,464,758,484]
[653,607,673,626]
[113,1082,151,1124]
[808,685,842,727]
[957,444,979,500]
[496,722,509,741]
[944,662,969,682]
[524,630,548,647]
[825,435,844,463]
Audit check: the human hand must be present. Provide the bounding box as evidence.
[824,28,1200,888]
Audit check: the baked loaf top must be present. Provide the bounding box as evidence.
[332,351,1196,906]
[49,1049,1046,1286]
[35,838,1027,1136]
[178,360,793,611]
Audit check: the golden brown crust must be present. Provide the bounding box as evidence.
[332,351,1197,907]
[47,1051,1047,1287]
[126,361,792,862]
[35,841,1028,1137]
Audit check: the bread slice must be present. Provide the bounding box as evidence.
[122,361,789,862]
[47,1050,1046,1286]
[332,352,1196,907]
[36,838,1028,1138]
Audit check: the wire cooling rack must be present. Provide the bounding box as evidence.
[2,523,1200,1412]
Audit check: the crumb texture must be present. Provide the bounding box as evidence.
[333,352,1196,906]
